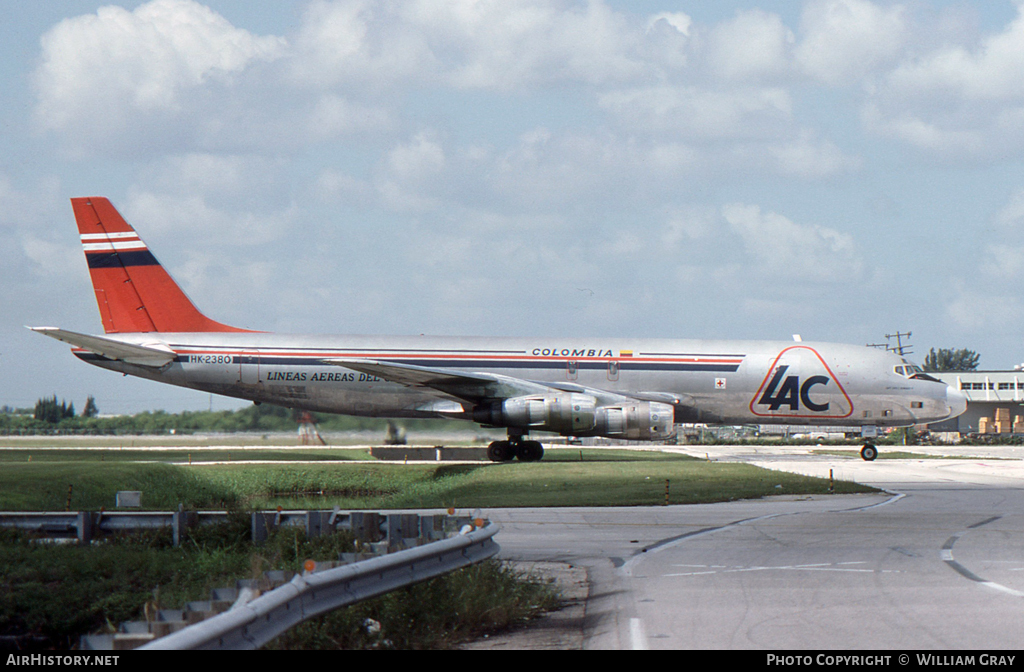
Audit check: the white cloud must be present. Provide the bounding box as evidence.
[662,206,717,248]
[885,6,1024,102]
[766,131,862,178]
[305,94,396,138]
[707,9,793,81]
[291,0,646,90]
[20,236,82,279]
[721,203,862,281]
[945,283,1024,331]
[34,0,285,137]
[647,12,692,37]
[123,190,294,247]
[598,85,793,138]
[387,132,446,181]
[862,3,1024,157]
[995,187,1024,230]
[795,0,906,86]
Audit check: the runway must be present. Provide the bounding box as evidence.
[489,446,1024,649]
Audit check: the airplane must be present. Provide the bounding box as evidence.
[32,197,968,462]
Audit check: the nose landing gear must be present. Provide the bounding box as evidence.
[860,444,878,461]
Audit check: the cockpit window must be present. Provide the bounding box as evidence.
[895,362,939,382]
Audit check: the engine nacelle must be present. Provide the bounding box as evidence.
[473,393,597,435]
[590,401,675,440]
[472,395,674,440]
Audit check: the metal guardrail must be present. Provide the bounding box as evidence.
[0,508,453,548]
[136,522,500,650]
[16,509,500,650]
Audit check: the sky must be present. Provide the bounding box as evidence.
[3,0,1024,414]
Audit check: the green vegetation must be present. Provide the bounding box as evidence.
[0,521,557,650]
[0,447,374,463]
[923,347,980,372]
[33,396,76,423]
[0,401,478,437]
[270,560,559,650]
[0,449,873,512]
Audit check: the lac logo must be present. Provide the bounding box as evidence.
[749,346,853,418]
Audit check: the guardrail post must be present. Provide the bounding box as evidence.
[76,511,94,545]
[172,510,195,547]
[420,514,443,541]
[306,511,330,538]
[348,512,381,542]
[384,514,406,549]
[252,512,273,545]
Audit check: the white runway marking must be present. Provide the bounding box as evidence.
[664,561,897,577]
[629,618,648,650]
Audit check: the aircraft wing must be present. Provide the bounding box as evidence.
[322,357,556,401]
[322,357,687,408]
[30,327,176,368]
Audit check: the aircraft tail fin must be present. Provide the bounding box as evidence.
[72,197,254,334]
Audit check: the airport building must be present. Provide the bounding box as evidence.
[928,371,1024,434]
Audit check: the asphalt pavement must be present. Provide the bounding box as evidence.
[489,444,1024,649]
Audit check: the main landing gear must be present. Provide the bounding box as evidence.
[487,432,544,462]
[860,444,878,462]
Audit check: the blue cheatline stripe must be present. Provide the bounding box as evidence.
[172,354,740,373]
[86,250,160,268]
[82,350,741,373]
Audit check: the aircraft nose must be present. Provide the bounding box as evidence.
[946,385,968,419]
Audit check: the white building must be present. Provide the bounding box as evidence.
[929,371,1024,434]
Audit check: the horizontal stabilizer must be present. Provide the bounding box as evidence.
[30,327,176,367]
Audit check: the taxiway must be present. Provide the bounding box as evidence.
[490,445,1024,649]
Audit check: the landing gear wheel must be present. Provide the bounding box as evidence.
[515,440,544,462]
[487,440,515,462]
[861,444,878,462]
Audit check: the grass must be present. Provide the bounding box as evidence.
[0,448,874,512]
[268,560,559,650]
[0,447,375,464]
[0,433,496,448]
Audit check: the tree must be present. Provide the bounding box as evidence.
[923,347,980,372]
[82,396,98,418]
[33,395,75,423]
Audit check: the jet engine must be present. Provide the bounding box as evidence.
[473,393,598,435]
[473,394,675,440]
[592,401,675,440]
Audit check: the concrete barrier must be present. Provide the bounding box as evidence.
[369,446,490,461]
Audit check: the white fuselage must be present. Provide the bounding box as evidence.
[73,332,967,430]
